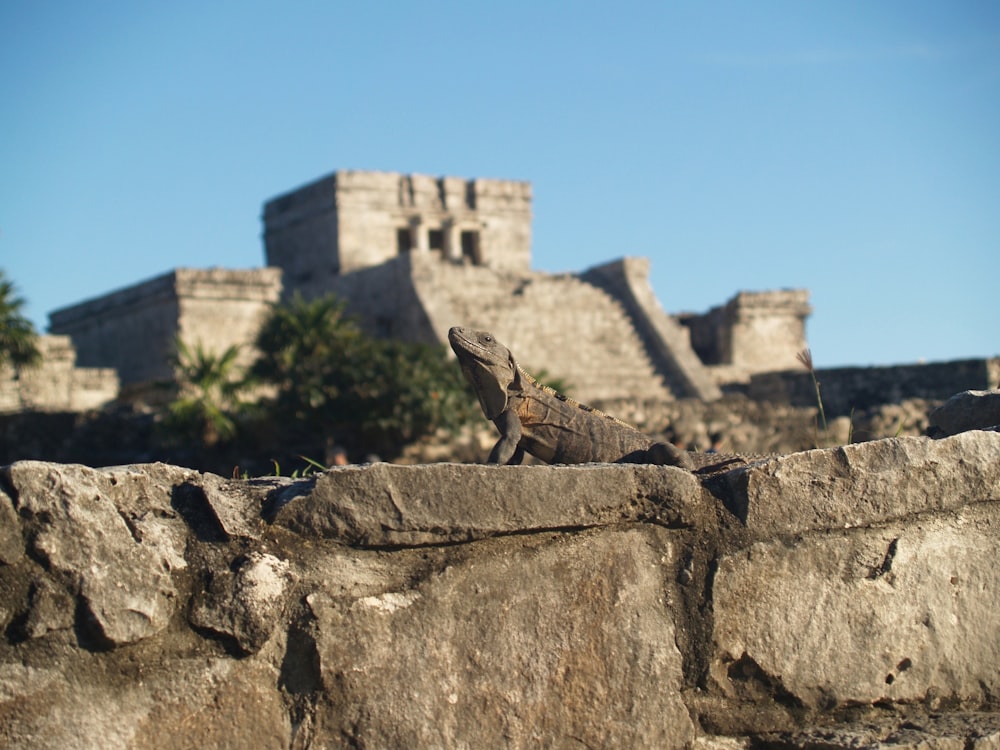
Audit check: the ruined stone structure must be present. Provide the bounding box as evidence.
[34,169,816,410]
[47,168,991,422]
[262,169,817,403]
[50,268,282,389]
[309,250,722,402]
[679,289,814,383]
[263,170,532,299]
[0,336,118,414]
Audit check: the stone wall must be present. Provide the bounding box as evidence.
[174,268,284,374]
[49,273,180,386]
[1,427,998,748]
[325,251,439,344]
[49,268,282,387]
[260,173,340,296]
[748,357,1000,416]
[0,335,118,415]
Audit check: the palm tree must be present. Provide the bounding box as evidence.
[250,293,364,434]
[251,293,477,460]
[163,338,247,448]
[0,269,41,369]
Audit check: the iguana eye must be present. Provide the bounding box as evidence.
[484,336,493,343]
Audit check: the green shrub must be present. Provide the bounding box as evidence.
[251,293,477,460]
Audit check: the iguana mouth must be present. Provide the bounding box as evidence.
[448,327,497,365]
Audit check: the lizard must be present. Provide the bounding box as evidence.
[448,326,747,472]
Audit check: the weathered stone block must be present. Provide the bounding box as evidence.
[190,551,295,654]
[23,575,75,638]
[302,528,695,748]
[929,389,1000,436]
[271,461,706,546]
[2,461,189,646]
[712,502,1000,709]
[717,431,1000,536]
[0,659,290,750]
[199,473,269,539]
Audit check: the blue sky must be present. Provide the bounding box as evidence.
[2,1,997,367]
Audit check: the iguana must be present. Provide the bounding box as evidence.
[449,326,720,470]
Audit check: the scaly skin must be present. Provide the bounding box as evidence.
[448,326,694,468]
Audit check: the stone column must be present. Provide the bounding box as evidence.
[442,218,461,262]
[409,217,427,252]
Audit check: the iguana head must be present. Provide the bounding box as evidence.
[448,327,520,420]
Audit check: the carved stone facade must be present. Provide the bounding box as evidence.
[50,268,282,388]
[0,335,118,414]
[263,170,532,300]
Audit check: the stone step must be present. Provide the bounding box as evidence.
[433,265,674,402]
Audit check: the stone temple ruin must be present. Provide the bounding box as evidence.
[11,168,994,425]
[48,267,282,393]
[38,169,816,410]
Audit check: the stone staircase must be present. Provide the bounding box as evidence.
[415,261,676,403]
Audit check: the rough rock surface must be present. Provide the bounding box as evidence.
[270,461,707,545]
[713,431,1000,537]
[302,528,694,747]
[1,428,998,748]
[713,503,1000,710]
[4,461,189,647]
[928,388,1000,437]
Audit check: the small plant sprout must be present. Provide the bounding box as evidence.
[796,348,829,444]
[298,455,329,473]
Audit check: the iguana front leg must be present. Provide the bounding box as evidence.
[489,408,526,465]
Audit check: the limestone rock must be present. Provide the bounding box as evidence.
[23,575,75,638]
[715,431,1000,537]
[198,473,271,540]
[2,450,999,748]
[272,461,705,546]
[0,658,290,750]
[300,528,695,748]
[127,659,291,750]
[712,502,1000,709]
[190,551,296,653]
[100,462,198,571]
[0,486,23,564]
[2,461,187,646]
[929,389,1000,437]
